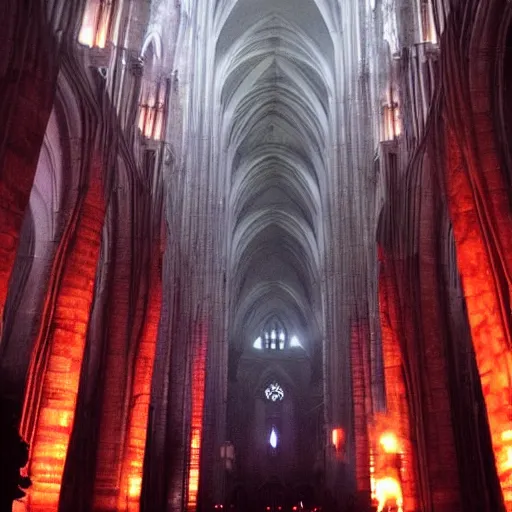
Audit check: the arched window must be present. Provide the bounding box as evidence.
[138,37,168,141]
[418,0,437,44]
[78,0,115,48]
[252,323,303,351]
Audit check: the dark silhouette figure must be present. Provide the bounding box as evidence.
[0,399,32,512]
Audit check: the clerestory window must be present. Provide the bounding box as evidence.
[78,0,115,48]
[252,321,303,351]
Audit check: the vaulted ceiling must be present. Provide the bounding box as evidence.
[213,0,337,356]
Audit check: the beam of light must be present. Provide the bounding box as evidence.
[269,428,277,449]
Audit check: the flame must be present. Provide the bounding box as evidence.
[380,432,400,454]
[375,477,403,512]
[128,476,142,499]
[378,251,418,511]
[332,427,345,452]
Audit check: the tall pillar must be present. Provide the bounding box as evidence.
[0,2,58,330]
[350,321,372,507]
[440,3,512,506]
[20,169,105,511]
[118,231,163,511]
[377,248,417,512]
[186,322,208,511]
[445,128,512,509]
[91,188,138,510]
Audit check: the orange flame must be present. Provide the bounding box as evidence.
[379,432,400,454]
[332,428,345,453]
[375,477,403,512]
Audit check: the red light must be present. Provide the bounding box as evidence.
[293,507,298,511]
[266,507,270,510]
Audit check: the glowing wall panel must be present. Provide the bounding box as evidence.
[187,324,208,511]
[371,415,404,512]
[446,130,512,508]
[118,246,162,511]
[378,248,417,511]
[22,176,105,511]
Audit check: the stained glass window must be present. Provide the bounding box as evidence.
[265,382,284,402]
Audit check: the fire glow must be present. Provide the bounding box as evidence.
[187,324,208,511]
[118,248,162,511]
[375,477,403,512]
[446,130,512,508]
[380,432,399,454]
[331,427,344,454]
[378,248,418,512]
[371,428,403,512]
[20,177,105,510]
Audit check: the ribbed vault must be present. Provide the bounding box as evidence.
[214,0,334,358]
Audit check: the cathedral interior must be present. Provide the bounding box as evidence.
[0,0,512,511]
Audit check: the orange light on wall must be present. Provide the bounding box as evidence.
[370,416,404,512]
[20,175,105,511]
[187,323,208,511]
[331,428,345,454]
[374,477,403,512]
[446,130,512,508]
[378,246,417,511]
[379,432,399,454]
[78,0,113,48]
[118,245,162,511]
